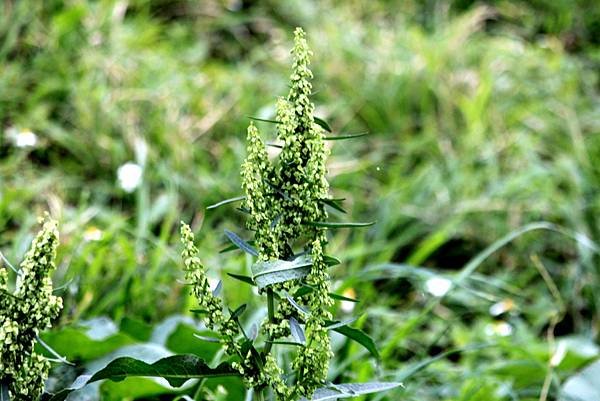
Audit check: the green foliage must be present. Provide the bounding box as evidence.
[0,216,62,400]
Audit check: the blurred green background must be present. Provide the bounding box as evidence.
[1,0,600,400]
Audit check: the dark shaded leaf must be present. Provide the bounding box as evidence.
[305,221,375,228]
[227,273,255,286]
[207,196,246,210]
[324,255,341,266]
[247,116,282,124]
[326,322,379,359]
[290,317,306,345]
[324,132,369,141]
[88,355,238,387]
[319,198,347,214]
[230,304,247,320]
[329,292,359,303]
[326,317,360,330]
[224,230,258,257]
[314,116,332,132]
[251,255,312,289]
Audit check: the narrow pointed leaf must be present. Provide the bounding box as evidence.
[326,322,379,359]
[326,317,360,330]
[266,340,304,346]
[88,355,238,387]
[324,255,341,266]
[285,293,310,316]
[302,382,403,400]
[324,132,369,140]
[227,273,256,286]
[290,317,306,345]
[305,221,375,228]
[230,304,247,320]
[248,116,282,124]
[224,230,258,257]
[329,292,359,303]
[314,116,332,132]
[319,198,347,214]
[207,196,246,210]
[252,255,312,289]
[193,334,221,343]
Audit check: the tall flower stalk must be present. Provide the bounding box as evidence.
[0,216,63,400]
[178,27,398,401]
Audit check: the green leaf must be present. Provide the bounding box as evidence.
[319,198,347,214]
[207,196,246,210]
[561,360,600,401]
[285,293,310,316]
[314,116,332,132]
[227,273,256,286]
[224,230,258,257]
[229,304,247,319]
[88,355,238,387]
[251,255,312,289]
[302,382,403,400]
[324,132,369,140]
[305,221,375,228]
[329,292,359,303]
[247,116,282,124]
[327,322,379,359]
[323,255,341,266]
[289,317,306,345]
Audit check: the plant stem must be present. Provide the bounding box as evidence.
[263,287,276,355]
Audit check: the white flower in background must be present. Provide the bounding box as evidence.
[489,299,515,316]
[485,321,513,337]
[83,226,103,242]
[117,162,143,192]
[6,126,38,148]
[425,277,452,297]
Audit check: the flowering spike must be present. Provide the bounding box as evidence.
[0,215,63,400]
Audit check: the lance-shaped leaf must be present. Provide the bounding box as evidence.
[305,221,375,228]
[227,273,255,286]
[326,321,379,359]
[251,255,312,289]
[294,285,358,303]
[207,196,246,210]
[323,255,341,266]
[290,317,306,345]
[224,230,258,257]
[319,198,347,214]
[314,116,332,132]
[301,382,403,400]
[247,116,282,124]
[324,132,369,141]
[88,355,238,387]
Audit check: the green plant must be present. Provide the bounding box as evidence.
[46,27,400,401]
[0,215,63,400]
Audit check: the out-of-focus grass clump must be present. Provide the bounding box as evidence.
[1,1,599,400]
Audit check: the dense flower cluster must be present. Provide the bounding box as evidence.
[182,27,334,401]
[0,216,63,400]
[241,27,334,399]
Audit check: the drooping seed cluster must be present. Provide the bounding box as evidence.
[0,216,63,400]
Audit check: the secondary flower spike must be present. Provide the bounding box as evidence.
[0,215,63,400]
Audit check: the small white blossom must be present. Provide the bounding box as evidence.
[83,226,103,241]
[6,127,38,148]
[425,277,452,297]
[117,162,143,192]
[485,321,513,337]
[489,299,515,316]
